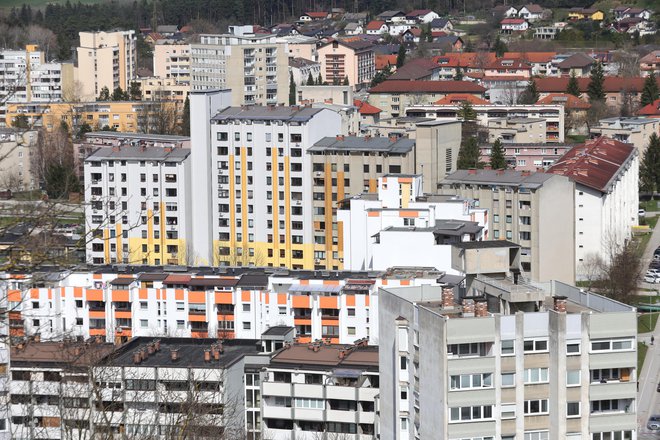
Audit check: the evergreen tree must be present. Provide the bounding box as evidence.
[457,100,477,121]
[289,73,296,105]
[640,133,660,193]
[307,72,315,86]
[129,81,142,101]
[396,44,406,68]
[587,62,606,102]
[342,76,349,86]
[454,67,463,81]
[566,71,581,97]
[489,138,507,170]
[316,73,323,85]
[518,79,540,104]
[457,137,482,170]
[493,36,508,57]
[640,71,659,107]
[98,86,110,101]
[181,96,190,136]
[371,65,392,87]
[111,87,126,101]
[77,122,92,139]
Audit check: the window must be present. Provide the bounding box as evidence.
[140,319,148,328]
[400,417,408,431]
[590,338,633,352]
[523,399,548,415]
[348,327,356,335]
[176,302,184,311]
[242,304,250,312]
[566,370,581,386]
[449,405,493,422]
[400,356,407,370]
[524,432,549,440]
[523,339,548,352]
[524,368,548,384]
[294,398,324,409]
[501,339,514,355]
[448,343,486,357]
[176,320,185,329]
[591,431,633,440]
[591,400,624,413]
[493,214,499,223]
[243,322,251,330]
[567,402,580,417]
[217,132,228,141]
[501,372,515,387]
[450,373,493,390]
[278,306,286,315]
[567,341,580,354]
[347,308,355,316]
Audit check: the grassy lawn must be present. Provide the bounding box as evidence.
[638,312,659,334]
[638,342,649,371]
[641,200,660,212]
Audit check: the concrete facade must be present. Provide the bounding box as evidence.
[317,40,375,87]
[153,42,190,82]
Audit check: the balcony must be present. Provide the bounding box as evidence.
[262,381,291,397]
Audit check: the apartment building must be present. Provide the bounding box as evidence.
[488,117,563,143]
[439,169,575,283]
[369,81,487,118]
[153,41,191,82]
[138,77,190,102]
[191,31,289,106]
[6,100,181,133]
[289,57,321,86]
[3,266,442,348]
[317,39,375,87]
[0,129,38,192]
[479,143,572,171]
[75,31,137,101]
[261,341,379,439]
[378,241,637,440]
[84,146,192,265]
[548,137,638,277]
[0,45,73,123]
[339,174,487,271]
[406,103,565,138]
[8,341,114,440]
[190,91,342,267]
[589,117,659,156]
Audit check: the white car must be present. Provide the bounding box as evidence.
[639,209,646,216]
[644,275,660,283]
[648,269,660,277]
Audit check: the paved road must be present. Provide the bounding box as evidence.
[641,211,660,291]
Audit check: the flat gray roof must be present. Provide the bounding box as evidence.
[453,240,520,249]
[309,136,414,154]
[85,131,190,142]
[85,146,190,162]
[441,169,556,189]
[212,105,325,122]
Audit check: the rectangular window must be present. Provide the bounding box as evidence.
[449,405,493,422]
[243,322,251,330]
[567,341,580,354]
[590,338,633,352]
[523,339,548,352]
[449,373,493,390]
[566,370,581,386]
[567,402,580,417]
[524,368,549,384]
[501,372,515,387]
[523,399,549,415]
[501,403,516,419]
[501,339,514,355]
[524,432,549,440]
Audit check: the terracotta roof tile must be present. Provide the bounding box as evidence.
[354,99,382,114]
[366,20,386,30]
[369,80,486,94]
[389,58,439,80]
[536,76,659,93]
[638,99,660,116]
[536,93,591,109]
[434,94,491,105]
[375,54,397,70]
[501,18,526,24]
[503,51,557,63]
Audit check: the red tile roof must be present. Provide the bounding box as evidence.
[354,99,382,114]
[366,20,386,30]
[432,31,448,37]
[536,93,591,109]
[638,98,660,116]
[369,80,486,94]
[501,18,526,24]
[434,94,491,105]
[375,54,397,70]
[486,58,532,69]
[536,77,659,93]
[407,9,434,17]
[547,137,636,193]
[433,52,497,68]
[305,11,328,18]
[503,52,557,63]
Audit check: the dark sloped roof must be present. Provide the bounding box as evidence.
[388,58,440,81]
[536,77,660,93]
[369,80,486,94]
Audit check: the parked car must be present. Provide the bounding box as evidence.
[648,415,660,430]
[643,275,660,283]
[647,269,660,276]
[639,209,646,216]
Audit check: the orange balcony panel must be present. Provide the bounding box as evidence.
[86,289,104,301]
[8,290,21,302]
[399,211,419,218]
[323,280,340,286]
[241,291,251,302]
[189,291,205,303]
[277,293,287,305]
[89,329,106,336]
[294,318,312,326]
[300,279,310,285]
[189,314,208,322]
[292,295,310,308]
[321,319,339,326]
[367,211,380,217]
[297,336,312,344]
[346,295,356,307]
[74,287,83,298]
[112,290,129,302]
[399,177,413,183]
[215,292,233,304]
[319,296,338,309]
[89,310,106,319]
[115,311,132,319]
[365,295,370,306]
[400,279,411,286]
[217,314,234,321]
[175,289,184,301]
[30,289,41,299]
[138,289,148,300]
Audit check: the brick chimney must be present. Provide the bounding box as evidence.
[462,298,475,317]
[170,348,179,362]
[553,296,567,313]
[204,349,211,362]
[336,135,344,141]
[133,351,142,364]
[475,298,488,317]
[441,287,454,309]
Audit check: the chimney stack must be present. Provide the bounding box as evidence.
[147,343,155,355]
[204,349,211,362]
[475,298,488,317]
[553,296,567,313]
[170,348,179,362]
[336,135,344,141]
[441,288,454,309]
[153,339,161,351]
[133,351,142,364]
[338,349,346,359]
[213,346,220,361]
[462,298,475,317]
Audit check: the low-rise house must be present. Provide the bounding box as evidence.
[289,57,321,86]
[354,99,382,128]
[406,9,440,23]
[299,11,330,21]
[614,6,652,21]
[534,25,561,39]
[639,51,660,77]
[431,35,463,52]
[517,4,550,22]
[536,93,591,134]
[500,18,529,33]
[344,22,363,35]
[366,20,389,34]
[488,117,558,143]
[556,52,596,77]
[503,51,556,76]
[637,98,660,117]
[343,12,368,24]
[430,18,454,32]
[567,8,604,21]
[483,58,532,79]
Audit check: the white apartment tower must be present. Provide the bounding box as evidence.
[76,31,137,100]
[191,28,290,106]
[84,146,192,265]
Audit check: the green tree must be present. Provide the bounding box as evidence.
[518,79,539,104]
[396,44,406,68]
[289,73,296,105]
[566,71,581,97]
[316,73,323,85]
[457,137,482,170]
[640,71,659,107]
[587,62,606,102]
[181,96,190,136]
[111,86,127,101]
[342,76,349,86]
[98,86,110,101]
[76,122,92,139]
[129,81,142,101]
[489,138,507,170]
[640,133,660,193]
[454,67,463,81]
[12,115,29,129]
[457,100,477,121]
[306,72,315,86]
[493,35,508,57]
[371,65,392,87]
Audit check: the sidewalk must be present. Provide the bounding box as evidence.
[637,314,660,436]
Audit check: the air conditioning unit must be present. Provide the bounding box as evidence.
[314,171,323,177]
[314,258,321,263]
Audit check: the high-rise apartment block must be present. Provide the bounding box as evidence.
[191,29,289,106]
[75,31,137,100]
[378,242,637,440]
[84,146,191,265]
[153,42,191,83]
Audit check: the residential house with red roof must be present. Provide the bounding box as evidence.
[536,93,591,134]
[375,54,398,72]
[639,50,660,77]
[535,76,660,108]
[434,52,497,79]
[517,4,550,22]
[401,27,424,43]
[434,94,491,105]
[614,6,652,21]
[366,20,389,35]
[367,80,486,118]
[503,52,556,76]
[548,137,638,275]
[299,11,330,21]
[555,53,595,77]
[484,58,532,80]
[638,99,660,117]
[500,18,529,33]
[354,99,382,127]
